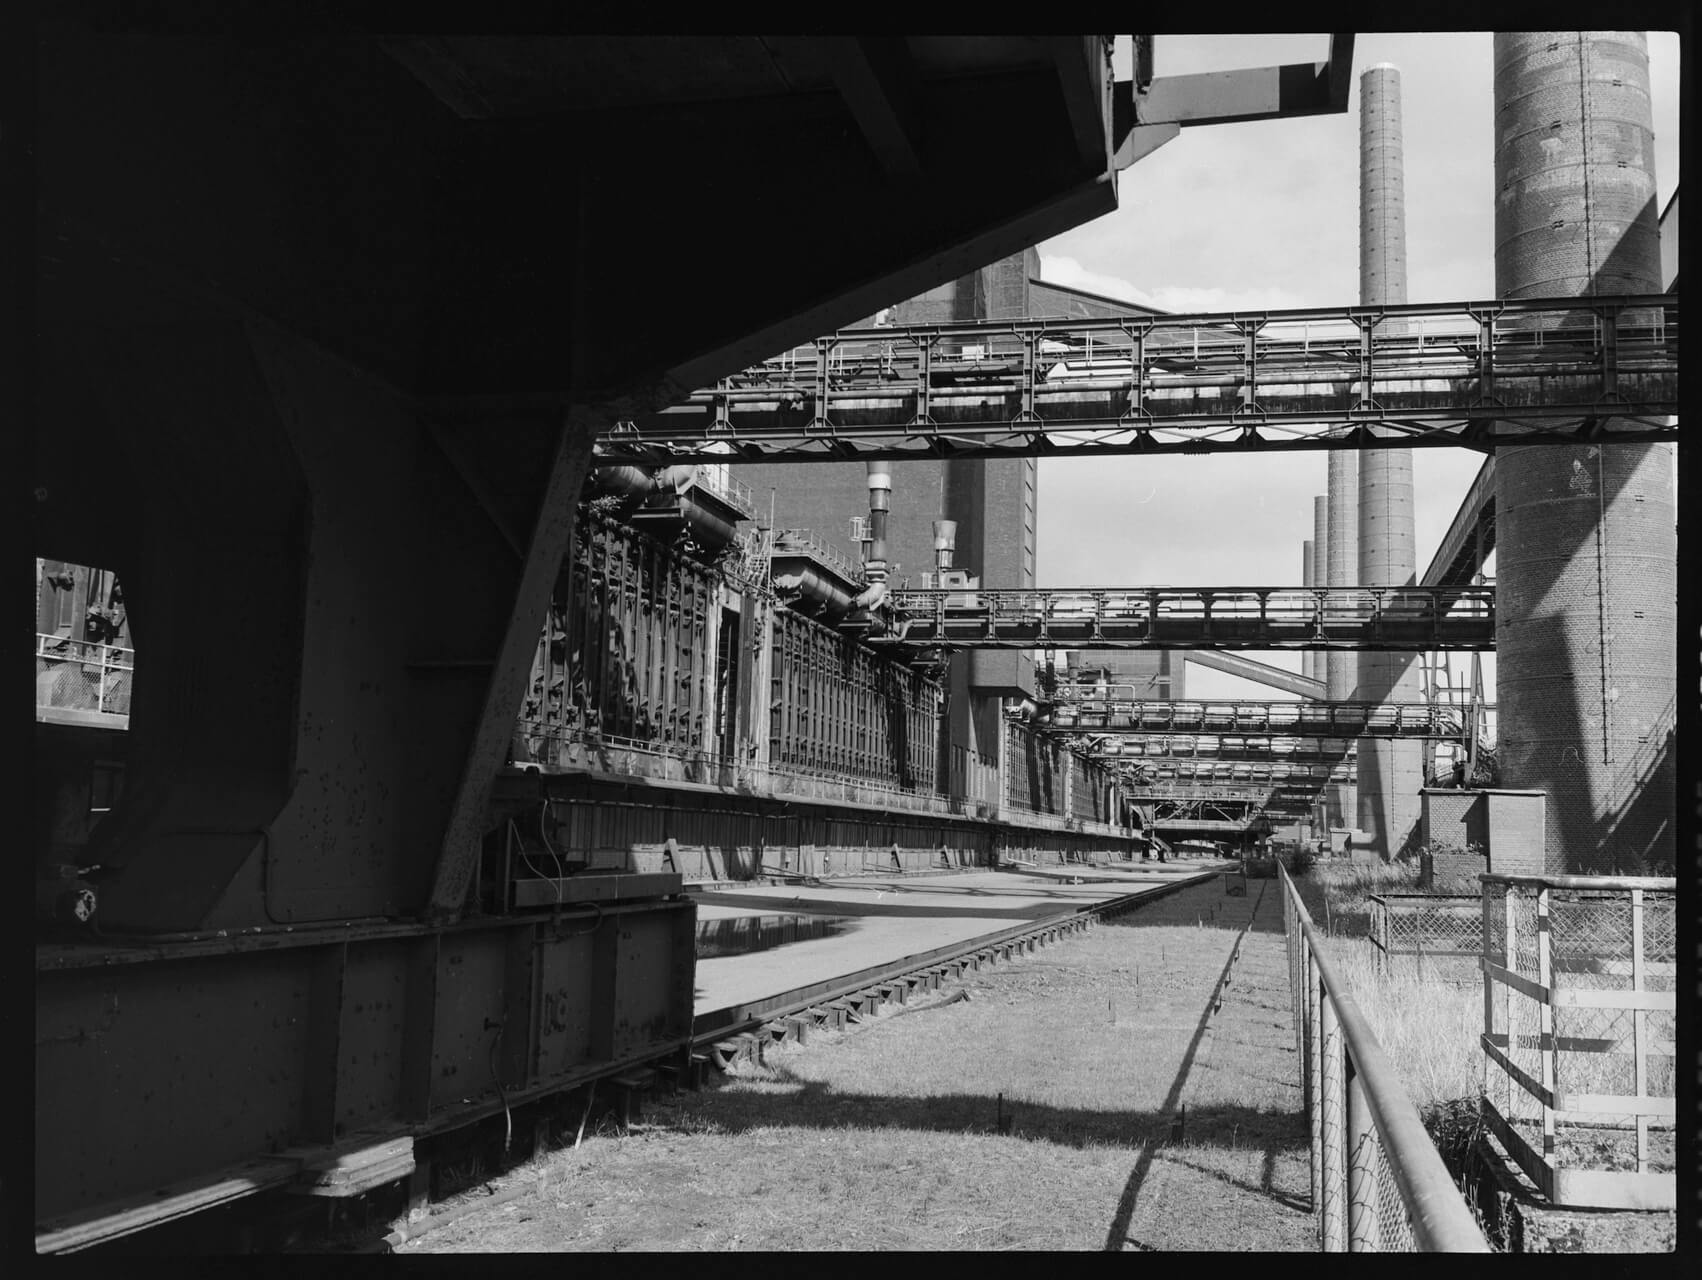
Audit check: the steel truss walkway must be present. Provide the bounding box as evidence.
[1087,736,1355,765]
[1424,455,1496,587]
[596,294,1677,463]
[1036,693,1483,738]
[1120,761,1354,788]
[874,585,1493,650]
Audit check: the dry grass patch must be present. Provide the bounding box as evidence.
[404,880,1315,1253]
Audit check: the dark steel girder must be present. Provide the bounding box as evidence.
[1130,33,1356,127]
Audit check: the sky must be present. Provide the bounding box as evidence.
[1031,32,1681,702]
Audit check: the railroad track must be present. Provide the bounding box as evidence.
[88,865,1227,1254]
[368,865,1229,1252]
[688,866,1226,1075]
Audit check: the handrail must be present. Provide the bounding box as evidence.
[1480,872,1675,892]
[1280,862,1490,1252]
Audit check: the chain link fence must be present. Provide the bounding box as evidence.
[1281,863,1489,1252]
[1479,874,1676,1209]
[1369,893,1482,983]
[35,635,134,718]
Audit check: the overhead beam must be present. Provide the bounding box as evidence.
[1323,33,1356,111]
[823,37,925,182]
[1135,34,1357,128]
[425,424,595,920]
[1421,455,1498,587]
[1185,651,1326,699]
[1047,36,1110,169]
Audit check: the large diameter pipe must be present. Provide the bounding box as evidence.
[1493,32,1675,874]
[865,461,892,582]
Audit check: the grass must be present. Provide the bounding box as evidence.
[399,879,1318,1253]
[1289,858,1487,1187]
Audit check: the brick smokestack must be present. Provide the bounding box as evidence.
[1492,32,1675,874]
[1311,495,1328,688]
[1355,63,1425,858]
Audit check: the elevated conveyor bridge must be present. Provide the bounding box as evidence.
[1423,456,1497,587]
[596,294,1676,463]
[1035,692,1483,738]
[874,585,1493,650]
[1088,736,1356,765]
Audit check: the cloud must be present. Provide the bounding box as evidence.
[1033,254,1165,309]
[1037,255,1315,315]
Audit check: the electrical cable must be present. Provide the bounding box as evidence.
[508,818,562,905]
[539,799,568,880]
[487,1024,512,1156]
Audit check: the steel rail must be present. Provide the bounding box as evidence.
[1279,863,1490,1252]
[690,866,1223,1046]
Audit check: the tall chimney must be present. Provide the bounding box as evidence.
[1492,32,1674,873]
[1301,539,1316,683]
[1311,495,1329,692]
[1355,63,1425,858]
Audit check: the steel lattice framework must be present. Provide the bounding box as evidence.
[1035,693,1486,738]
[596,295,1676,463]
[871,585,1494,650]
[1088,736,1357,765]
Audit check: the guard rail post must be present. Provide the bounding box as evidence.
[1280,862,1490,1252]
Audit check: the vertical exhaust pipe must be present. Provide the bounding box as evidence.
[865,462,892,583]
[933,519,957,573]
[855,462,893,611]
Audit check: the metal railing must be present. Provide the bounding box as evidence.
[35,633,135,720]
[1368,894,1483,984]
[876,585,1495,651]
[1479,873,1676,1210]
[1280,863,1490,1251]
[597,294,1677,463]
[690,462,756,518]
[770,527,863,582]
[513,724,1138,842]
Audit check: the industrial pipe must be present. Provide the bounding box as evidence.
[865,462,891,582]
[590,464,737,550]
[592,465,697,497]
[933,520,957,572]
[773,562,860,618]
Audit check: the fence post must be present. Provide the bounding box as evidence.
[1503,882,1518,1126]
[1308,941,1322,1221]
[1346,1070,1379,1250]
[1630,887,1647,1171]
[1321,991,1346,1250]
[1536,884,1556,1174]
